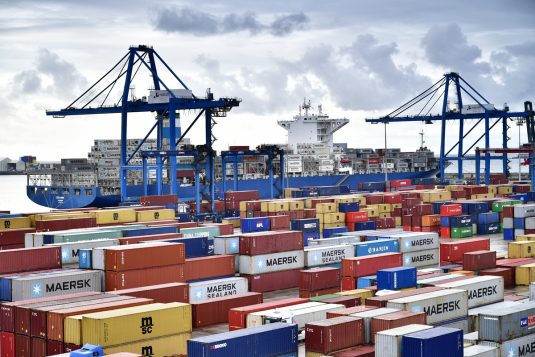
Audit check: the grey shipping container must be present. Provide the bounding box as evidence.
[375,324,433,357]
[478,301,535,342]
[468,301,524,332]
[10,269,103,301]
[51,239,119,265]
[481,332,535,357]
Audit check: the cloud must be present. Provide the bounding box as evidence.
[505,41,535,58]
[152,6,308,36]
[11,49,87,98]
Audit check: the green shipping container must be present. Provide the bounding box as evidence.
[491,200,523,213]
[451,226,473,238]
[309,294,340,302]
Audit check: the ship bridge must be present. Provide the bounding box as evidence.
[278,100,349,152]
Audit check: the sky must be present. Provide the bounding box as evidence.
[1,0,534,162]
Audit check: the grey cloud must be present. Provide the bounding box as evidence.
[13,70,42,93]
[152,6,308,36]
[505,41,535,57]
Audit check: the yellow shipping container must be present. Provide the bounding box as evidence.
[79,303,191,347]
[288,200,305,211]
[136,209,175,222]
[472,193,495,199]
[336,289,374,300]
[222,218,241,228]
[516,234,535,242]
[421,190,452,203]
[316,214,324,225]
[268,201,290,213]
[64,315,83,344]
[333,197,353,204]
[353,197,366,206]
[391,203,402,209]
[516,263,535,285]
[323,222,346,229]
[378,204,392,213]
[93,209,136,225]
[379,213,391,219]
[305,352,324,357]
[284,188,298,198]
[104,333,190,357]
[0,217,31,230]
[487,186,498,194]
[316,203,337,214]
[395,217,402,226]
[260,201,269,212]
[508,241,535,258]
[323,212,345,224]
[362,206,378,218]
[498,186,513,195]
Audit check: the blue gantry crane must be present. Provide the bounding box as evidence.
[46,45,240,211]
[365,72,533,184]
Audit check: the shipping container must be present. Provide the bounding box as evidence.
[228,297,307,330]
[189,277,248,303]
[305,316,364,354]
[438,276,504,308]
[467,301,523,333]
[480,332,535,357]
[375,324,433,357]
[188,322,298,357]
[262,303,345,332]
[304,244,354,267]
[349,307,400,344]
[104,243,185,271]
[108,282,188,303]
[440,239,490,262]
[103,333,190,356]
[213,234,240,255]
[342,253,403,278]
[516,263,535,285]
[326,305,378,318]
[239,230,303,255]
[192,292,262,327]
[402,249,440,268]
[377,267,416,290]
[478,301,535,342]
[105,265,185,291]
[185,255,234,282]
[370,310,426,343]
[364,287,443,308]
[51,239,118,265]
[386,289,468,324]
[0,247,61,275]
[402,327,463,357]
[246,302,326,328]
[300,267,340,291]
[463,250,496,271]
[239,250,304,275]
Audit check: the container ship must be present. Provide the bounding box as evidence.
[26,101,439,209]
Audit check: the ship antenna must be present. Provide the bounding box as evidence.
[419,130,425,149]
[318,104,322,116]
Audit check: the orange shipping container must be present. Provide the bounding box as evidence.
[184,255,235,282]
[421,214,441,227]
[105,265,185,290]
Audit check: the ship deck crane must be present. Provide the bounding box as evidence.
[45,45,240,211]
[365,72,533,184]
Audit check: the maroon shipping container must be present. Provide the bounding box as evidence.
[305,316,364,354]
[332,345,375,357]
[326,305,378,319]
[118,233,183,245]
[47,339,64,355]
[228,297,307,330]
[299,287,340,298]
[192,292,263,327]
[140,194,178,205]
[30,337,46,357]
[266,215,290,230]
[366,195,384,205]
[105,264,185,291]
[104,242,185,271]
[370,311,426,342]
[0,229,35,246]
[422,276,471,287]
[440,238,490,262]
[1,332,15,357]
[239,230,303,255]
[342,253,402,278]
[300,267,340,291]
[479,267,514,288]
[64,343,81,352]
[414,204,433,216]
[108,282,189,303]
[463,250,496,271]
[184,255,234,282]
[0,244,25,251]
[496,258,535,267]
[15,334,29,357]
[225,190,259,201]
[0,247,61,275]
[34,217,96,232]
[320,296,360,308]
[364,287,444,308]
[200,223,234,235]
[47,297,153,342]
[241,269,300,292]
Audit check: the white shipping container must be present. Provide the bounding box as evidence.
[246,302,325,327]
[213,235,239,255]
[51,239,119,265]
[319,165,334,172]
[304,244,354,267]
[481,333,535,357]
[350,307,400,344]
[392,232,440,253]
[502,218,513,229]
[189,277,248,303]
[239,250,304,275]
[464,331,478,345]
[432,316,469,333]
[262,303,345,331]
[438,276,504,308]
[386,288,469,324]
[287,160,303,167]
[463,345,499,357]
[375,324,433,357]
[287,166,302,173]
[531,282,535,301]
[286,155,302,161]
[526,217,535,230]
[514,204,535,218]
[402,249,440,268]
[306,236,361,246]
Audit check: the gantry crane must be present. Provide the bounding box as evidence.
[365,72,533,184]
[46,45,240,211]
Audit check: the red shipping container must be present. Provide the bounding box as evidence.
[239,231,303,255]
[0,229,36,246]
[64,344,81,352]
[266,215,290,230]
[342,253,402,278]
[440,204,462,216]
[225,190,259,201]
[289,211,305,220]
[305,316,364,354]
[300,267,340,291]
[200,223,234,235]
[332,345,375,357]
[414,204,433,216]
[299,287,340,298]
[366,195,384,205]
[376,217,395,229]
[384,194,402,204]
[118,233,183,245]
[440,226,451,238]
[107,282,189,303]
[34,217,96,232]
[346,212,368,223]
[192,292,262,327]
[390,179,412,188]
[479,267,515,288]
[185,255,234,282]
[370,310,426,342]
[309,199,335,208]
[440,238,490,262]
[326,305,378,318]
[364,287,444,308]
[140,194,178,205]
[105,242,185,271]
[47,339,64,355]
[15,334,29,357]
[502,206,514,218]
[228,297,307,330]
[0,247,61,275]
[422,226,440,233]
[450,189,466,199]
[241,269,300,292]
[402,215,412,227]
[402,197,421,208]
[1,332,15,357]
[31,337,46,357]
[304,209,316,218]
[463,250,496,271]
[320,296,360,308]
[392,207,402,217]
[105,264,185,290]
[464,186,488,196]
[341,277,357,291]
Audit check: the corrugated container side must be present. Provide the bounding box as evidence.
[401,327,463,357]
[305,316,364,354]
[103,332,190,356]
[0,247,61,275]
[242,269,300,292]
[478,301,535,342]
[191,292,262,327]
[480,333,535,357]
[107,283,189,303]
[105,265,185,290]
[375,324,433,357]
[370,311,426,343]
[188,277,248,303]
[104,243,185,271]
[184,255,234,282]
[239,250,304,275]
[437,276,504,308]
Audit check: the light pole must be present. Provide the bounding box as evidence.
[384,123,388,182]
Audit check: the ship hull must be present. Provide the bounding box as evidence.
[27,170,438,209]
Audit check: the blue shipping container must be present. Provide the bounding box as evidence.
[432,202,450,215]
[514,218,525,229]
[357,275,377,288]
[290,219,320,233]
[303,232,320,246]
[338,202,360,213]
[122,226,179,237]
[467,202,489,214]
[469,213,479,224]
[360,182,385,191]
[187,322,298,357]
[440,216,450,227]
[354,221,377,231]
[527,191,535,202]
[323,226,349,238]
[449,215,472,227]
[402,327,463,357]
[149,237,209,258]
[478,222,500,235]
[503,228,514,240]
[241,217,270,233]
[377,266,416,290]
[353,239,399,257]
[78,249,92,269]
